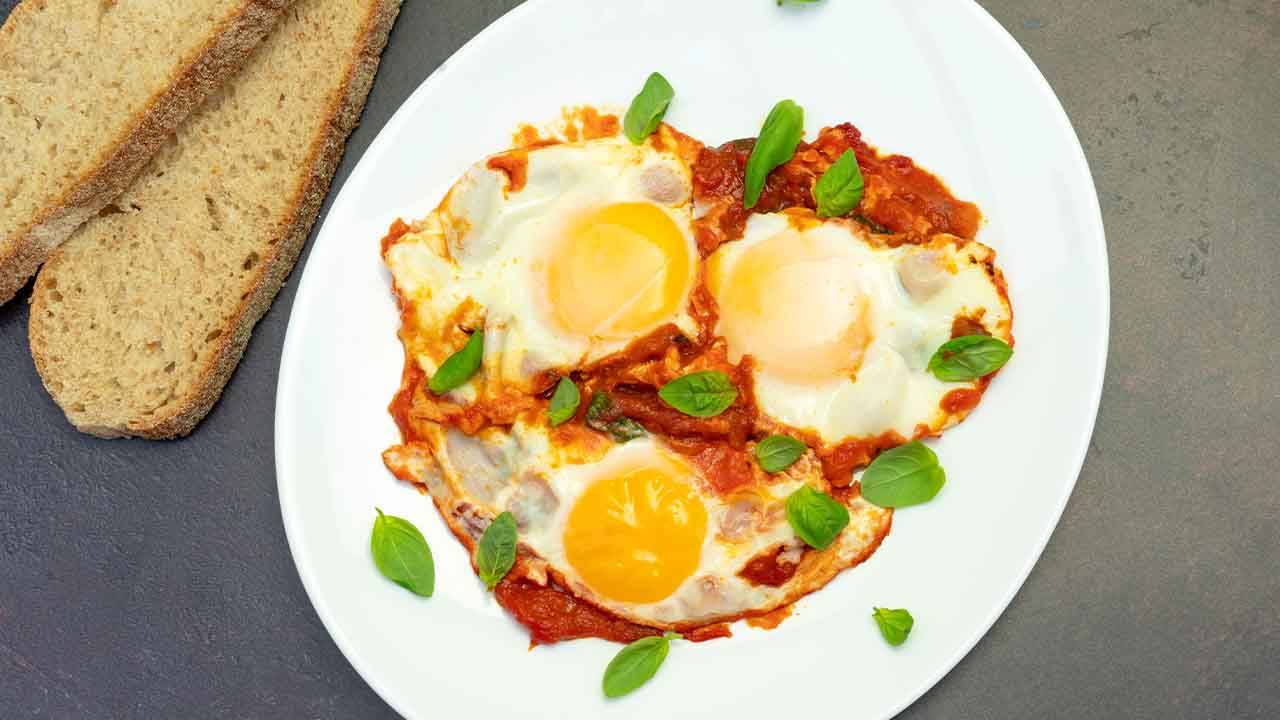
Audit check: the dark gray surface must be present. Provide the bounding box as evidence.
[2,0,1277,717]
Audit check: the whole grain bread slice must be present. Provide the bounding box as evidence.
[28,0,403,438]
[0,0,294,305]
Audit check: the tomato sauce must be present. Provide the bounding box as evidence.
[737,545,800,588]
[685,623,733,642]
[941,388,983,414]
[495,577,658,646]
[951,313,991,339]
[691,123,981,253]
[814,429,916,488]
[379,218,412,255]
[746,605,792,630]
[486,151,529,193]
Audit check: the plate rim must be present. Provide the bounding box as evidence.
[275,1,1110,717]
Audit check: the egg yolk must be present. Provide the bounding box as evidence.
[564,459,708,604]
[546,202,691,340]
[709,227,873,383]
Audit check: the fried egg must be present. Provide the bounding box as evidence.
[384,427,891,628]
[383,129,701,397]
[706,212,1012,444]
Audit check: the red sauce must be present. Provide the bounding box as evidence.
[746,605,792,630]
[814,430,911,487]
[691,123,982,252]
[941,388,983,414]
[379,218,412,255]
[387,354,425,442]
[685,623,733,642]
[951,313,991,338]
[737,545,800,587]
[668,440,757,495]
[495,577,658,646]
[486,151,529,193]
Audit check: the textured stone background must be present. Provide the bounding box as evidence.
[1,1,1277,717]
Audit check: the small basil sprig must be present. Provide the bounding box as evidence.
[475,511,517,590]
[603,632,680,699]
[586,391,647,442]
[872,607,914,646]
[547,377,580,426]
[743,100,805,209]
[428,329,484,394]
[370,509,435,597]
[755,434,806,473]
[813,149,864,218]
[859,441,945,508]
[928,335,1013,381]
[785,485,850,550]
[658,371,737,418]
[623,72,675,144]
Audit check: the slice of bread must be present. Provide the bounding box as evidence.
[28,0,403,438]
[0,0,293,305]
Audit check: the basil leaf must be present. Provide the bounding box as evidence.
[606,417,647,443]
[743,100,805,209]
[872,607,914,646]
[813,149,864,218]
[547,377,580,426]
[586,391,647,442]
[370,508,434,597]
[623,72,675,144]
[777,0,822,5]
[602,632,680,699]
[428,329,484,394]
[657,370,738,418]
[586,390,611,424]
[928,335,1013,382]
[755,434,806,473]
[475,511,517,590]
[859,441,945,508]
[785,485,850,550]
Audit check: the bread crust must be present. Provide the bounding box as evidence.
[0,0,293,305]
[28,0,403,439]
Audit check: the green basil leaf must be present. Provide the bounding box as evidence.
[623,72,675,144]
[859,441,946,508]
[755,434,806,473]
[547,377,580,426]
[813,149,864,218]
[872,607,914,646]
[586,390,611,424]
[602,632,680,699]
[370,508,434,597]
[428,329,484,394]
[585,391,646,442]
[743,99,805,209]
[777,0,822,5]
[475,511,517,590]
[927,335,1013,382]
[785,485,850,550]
[657,370,738,418]
[606,417,647,443]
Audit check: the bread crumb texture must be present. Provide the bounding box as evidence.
[0,0,292,302]
[29,0,402,437]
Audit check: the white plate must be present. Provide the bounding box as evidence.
[275,0,1108,717]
